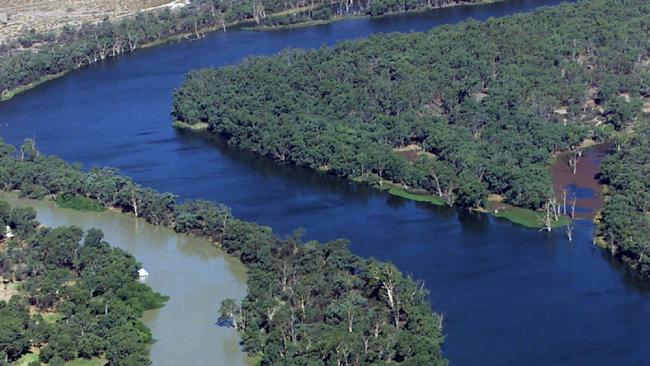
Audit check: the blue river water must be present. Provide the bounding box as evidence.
[2,1,650,364]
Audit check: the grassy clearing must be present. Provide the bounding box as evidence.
[54,195,104,212]
[13,353,39,366]
[65,358,107,366]
[13,352,106,366]
[42,312,63,324]
[491,206,570,229]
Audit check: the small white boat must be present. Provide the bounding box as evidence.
[5,226,14,239]
[138,268,150,278]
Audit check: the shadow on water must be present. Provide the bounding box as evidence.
[175,129,383,202]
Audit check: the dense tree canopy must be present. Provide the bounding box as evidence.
[0,0,480,99]
[172,0,648,212]
[0,139,447,364]
[598,120,650,276]
[0,204,167,365]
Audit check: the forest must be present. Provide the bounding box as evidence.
[0,138,447,365]
[172,0,648,213]
[0,205,167,365]
[598,119,650,276]
[0,0,479,100]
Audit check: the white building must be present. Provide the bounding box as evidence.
[5,226,14,239]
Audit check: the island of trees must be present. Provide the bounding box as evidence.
[0,205,167,365]
[171,0,649,273]
[1,0,485,102]
[0,138,447,365]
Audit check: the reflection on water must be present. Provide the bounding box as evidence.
[0,193,250,366]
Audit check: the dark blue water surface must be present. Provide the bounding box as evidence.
[2,1,650,365]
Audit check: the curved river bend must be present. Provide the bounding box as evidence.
[0,193,251,366]
[2,1,650,365]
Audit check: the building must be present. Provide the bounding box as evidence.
[5,226,14,239]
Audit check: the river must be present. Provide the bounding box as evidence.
[0,193,251,366]
[2,0,650,365]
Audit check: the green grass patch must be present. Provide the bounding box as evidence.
[54,195,104,212]
[65,358,107,366]
[172,120,209,131]
[12,353,106,366]
[491,206,569,229]
[379,182,445,206]
[13,352,39,366]
[42,312,63,324]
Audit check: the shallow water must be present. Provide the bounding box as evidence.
[0,193,250,366]
[551,144,610,219]
[3,1,650,365]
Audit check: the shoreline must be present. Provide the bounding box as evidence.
[2,0,503,103]
[179,125,576,230]
[1,71,69,102]
[380,180,571,229]
[247,0,503,32]
[0,191,253,366]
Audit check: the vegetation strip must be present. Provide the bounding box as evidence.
[172,0,646,233]
[1,0,489,102]
[597,118,650,276]
[0,139,447,365]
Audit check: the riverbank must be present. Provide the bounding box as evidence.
[172,120,209,131]
[366,136,619,233]
[246,0,503,32]
[0,192,252,366]
[0,71,69,102]
[0,139,448,365]
[1,0,507,103]
[379,180,570,229]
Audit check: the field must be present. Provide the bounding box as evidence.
[0,0,188,41]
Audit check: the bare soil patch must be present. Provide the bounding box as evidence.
[0,280,18,301]
[0,0,187,41]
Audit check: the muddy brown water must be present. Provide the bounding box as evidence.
[551,144,610,220]
[0,193,252,366]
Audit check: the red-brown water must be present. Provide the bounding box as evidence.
[551,143,610,220]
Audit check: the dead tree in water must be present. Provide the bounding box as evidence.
[566,223,574,242]
[562,188,567,215]
[568,149,582,174]
[570,194,577,219]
